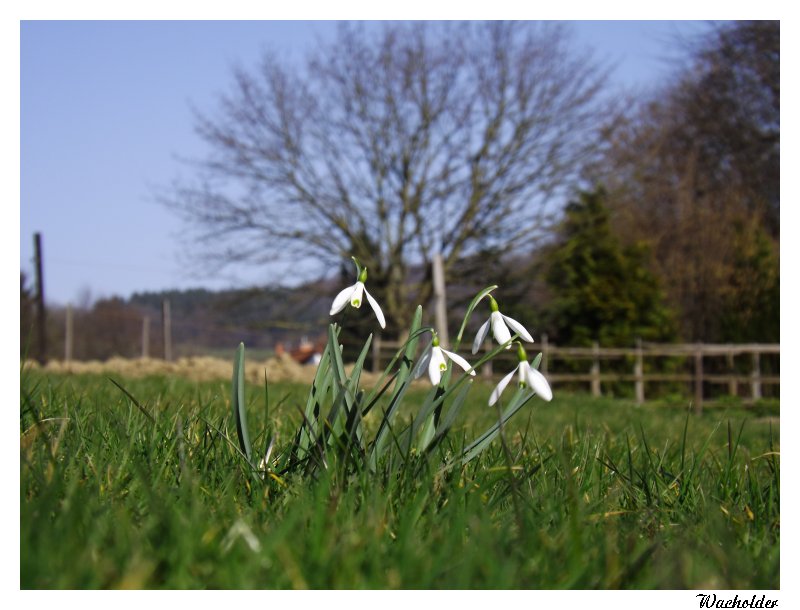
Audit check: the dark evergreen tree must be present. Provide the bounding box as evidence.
[544,188,676,346]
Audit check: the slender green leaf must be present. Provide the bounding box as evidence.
[417,412,437,453]
[369,306,424,467]
[231,342,252,462]
[454,284,498,349]
[342,334,373,449]
[362,306,428,406]
[324,324,357,436]
[458,387,535,466]
[423,379,473,455]
[298,334,335,456]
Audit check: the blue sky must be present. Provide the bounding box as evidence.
[20,20,714,305]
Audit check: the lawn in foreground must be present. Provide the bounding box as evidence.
[20,370,779,589]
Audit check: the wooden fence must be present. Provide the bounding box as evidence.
[371,336,779,410]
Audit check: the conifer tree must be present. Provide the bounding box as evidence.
[544,189,676,346]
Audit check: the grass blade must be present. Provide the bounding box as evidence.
[107,377,155,423]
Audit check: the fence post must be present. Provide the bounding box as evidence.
[541,333,549,375]
[634,338,644,404]
[372,335,381,373]
[34,232,47,364]
[727,351,737,397]
[482,339,493,378]
[751,351,762,401]
[142,316,150,359]
[694,345,704,413]
[510,341,776,402]
[162,299,172,361]
[432,253,449,348]
[64,303,73,363]
[591,341,601,397]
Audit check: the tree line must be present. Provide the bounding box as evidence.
[161,20,778,348]
[22,21,778,362]
[20,276,331,361]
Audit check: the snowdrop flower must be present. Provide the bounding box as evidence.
[418,333,476,386]
[489,343,552,406]
[329,258,386,329]
[472,295,534,354]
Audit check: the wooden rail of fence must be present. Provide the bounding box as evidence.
[371,336,779,410]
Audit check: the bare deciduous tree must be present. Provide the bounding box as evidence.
[165,21,609,336]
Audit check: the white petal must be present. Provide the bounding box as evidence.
[330,284,356,315]
[350,282,365,308]
[364,287,386,329]
[518,360,530,385]
[440,348,476,376]
[491,311,511,347]
[526,366,553,402]
[501,314,534,343]
[489,367,517,406]
[472,318,491,354]
[413,344,433,380]
[428,346,446,386]
[428,366,441,387]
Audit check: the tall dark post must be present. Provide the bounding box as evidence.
[33,232,47,364]
[141,316,150,359]
[64,304,73,363]
[634,338,644,404]
[162,299,172,361]
[432,253,449,348]
[694,345,704,413]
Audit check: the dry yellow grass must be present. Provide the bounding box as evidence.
[23,353,382,386]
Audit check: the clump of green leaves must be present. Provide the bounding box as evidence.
[231,288,548,480]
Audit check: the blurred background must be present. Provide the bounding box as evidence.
[20,20,779,401]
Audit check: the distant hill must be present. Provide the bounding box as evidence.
[127,280,335,353]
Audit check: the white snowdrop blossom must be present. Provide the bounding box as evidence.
[472,295,534,354]
[329,261,386,329]
[489,343,553,406]
[419,333,476,386]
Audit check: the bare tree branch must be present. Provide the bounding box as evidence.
[162,21,610,336]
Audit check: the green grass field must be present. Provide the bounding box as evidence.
[20,369,779,589]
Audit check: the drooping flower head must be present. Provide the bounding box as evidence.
[329,257,386,329]
[472,294,534,354]
[489,342,552,406]
[417,331,476,386]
